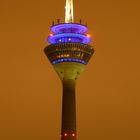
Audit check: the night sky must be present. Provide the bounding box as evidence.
[0,0,140,140]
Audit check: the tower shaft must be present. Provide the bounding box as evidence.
[52,62,85,139]
[61,79,76,140]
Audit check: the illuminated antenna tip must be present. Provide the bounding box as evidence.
[65,0,74,23]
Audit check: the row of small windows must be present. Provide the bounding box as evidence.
[46,48,93,56]
[46,43,93,54]
[56,37,82,44]
[48,52,91,63]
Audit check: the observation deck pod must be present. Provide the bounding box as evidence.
[44,23,94,80]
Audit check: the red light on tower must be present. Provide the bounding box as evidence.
[64,133,68,137]
[72,133,75,137]
[87,34,91,38]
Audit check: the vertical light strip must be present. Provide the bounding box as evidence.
[65,0,74,23]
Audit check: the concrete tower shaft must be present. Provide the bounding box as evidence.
[61,79,76,140]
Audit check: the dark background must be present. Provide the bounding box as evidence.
[0,0,140,140]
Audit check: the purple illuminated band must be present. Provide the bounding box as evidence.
[48,33,92,44]
[51,23,88,34]
[47,23,91,65]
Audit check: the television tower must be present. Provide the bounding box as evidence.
[44,0,94,139]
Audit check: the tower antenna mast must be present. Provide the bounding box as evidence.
[65,0,74,23]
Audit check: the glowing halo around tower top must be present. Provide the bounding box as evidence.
[65,0,74,23]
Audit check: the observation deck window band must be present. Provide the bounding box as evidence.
[44,43,94,55]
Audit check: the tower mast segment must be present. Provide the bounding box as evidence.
[65,0,74,23]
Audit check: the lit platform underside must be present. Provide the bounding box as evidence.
[53,62,85,80]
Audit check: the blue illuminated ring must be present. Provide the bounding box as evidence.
[51,23,88,34]
[48,33,92,44]
[52,58,86,65]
